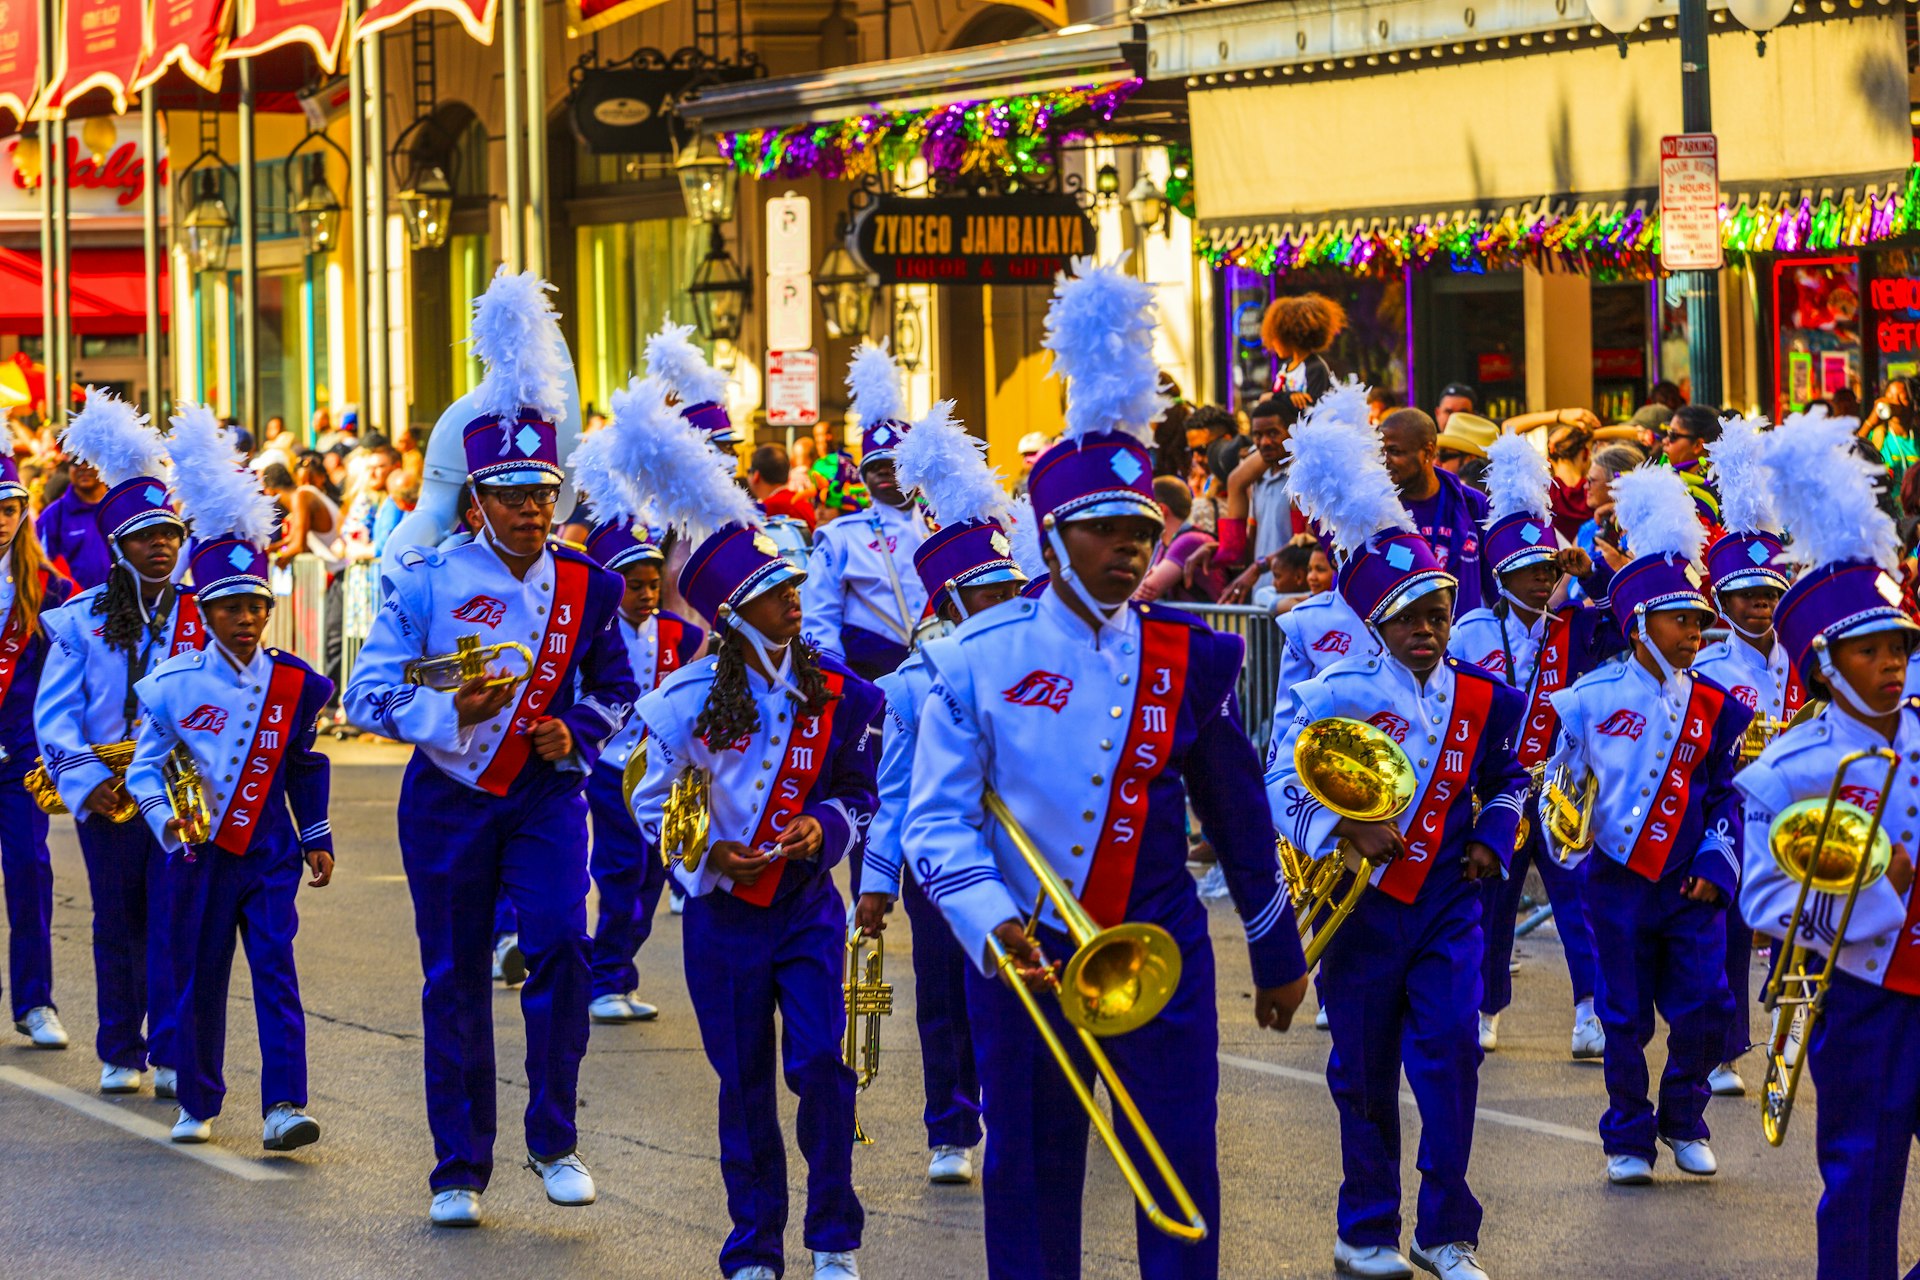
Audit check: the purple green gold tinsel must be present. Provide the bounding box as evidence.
[720,79,1143,182]
[1198,166,1920,278]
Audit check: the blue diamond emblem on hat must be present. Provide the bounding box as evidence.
[871,425,890,446]
[1748,542,1769,565]
[228,545,254,571]
[514,424,541,457]
[146,484,165,505]
[1110,451,1144,484]
[1521,523,1542,545]
[1386,542,1415,571]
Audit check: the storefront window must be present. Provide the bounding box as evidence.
[1869,247,1920,384]
[1591,281,1652,424]
[574,216,701,416]
[1219,269,1408,411]
[1773,255,1862,419]
[1424,270,1525,421]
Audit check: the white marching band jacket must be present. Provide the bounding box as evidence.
[1693,634,1802,726]
[1265,590,1381,769]
[860,647,938,901]
[800,503,930,656]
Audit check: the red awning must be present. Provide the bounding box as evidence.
[0,0,41,129]
[47,0,146,115]
[228,0,350,76]
[0,247,169,335]
[357,0,492,46]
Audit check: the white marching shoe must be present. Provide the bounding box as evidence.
[1411,1241,1490,1280]
[153,1067,178,1099]
[170,1108,211,1143]
[813,1250,860,1279]
[727,1269,776,1280]
[1660,1135,1718,1176]
[430,1189,482,1228]
[16,1007,67,1048]
[1333,1238,1415,1278]
[528,1152,597,1205]
[1570,1006,1605,1060]
[262,1102,321,1151]
[589,994,639,1023]
[623,994,659,1020]
[493,934,526,987]
[1708,1063,1747,1096]
[1477,1012,1499,1052]
[669,890,686,916]
[927,1144,974,1184]
[1606,1154,1654,1185]
[1315,1005,1330,1031]
[99,1064,142,1094]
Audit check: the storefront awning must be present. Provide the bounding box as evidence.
[47,0,148,116]
[0,0,41,130]
[136,0,234,93]
[0,247,170,335]
[226,0,351,74]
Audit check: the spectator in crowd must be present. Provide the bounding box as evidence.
[1435,411,1499,492]
[747,444,817,531]
[1249,539,1312,614]
[1262,294,1342,409]
[1831,386,1864,420]
[1658,403,1723,524]
[1014,431,1052,498]
[1185,405,1250,488]
[1219,394,1300,603]
[1379,406,1490,613]
[1153,372,1192,479]
[263,455,347,694]
[1575,439,1649,589]
[1648,379,1686,413]
[35,455,110,587]
[1865,376,1916,493]
[1186,452,1221,536]
[308,407,332,448]
[372,469,417,556]
[1135,476,1221,603]
[1434,382,1477,434]
[341,445,401,556]
[1367,386,1401,424]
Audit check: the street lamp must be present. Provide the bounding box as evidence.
[292,162,343,256]
[1127,176,1169,236]
[397,161,454,251]
[182,172,234,274]
[80,115,117,165]
[815,216,875,339]
[674,127,738,225]
[689,223,750,344]
[1095,162,1121,200]
[893,294,924,373]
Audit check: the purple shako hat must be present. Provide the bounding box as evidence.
[683,400,740,447]
[679,524,807,627]
[586,519,665,574]
[1026,430,1161,528]
[1020,573,1050,600]
[1705,530,1791,596]
[98,475,183,542]
[1607,552,1711,635]
[1775,560,1918,686]
[860,418,911,469]
[0,453,25,503]
[188,535,271,602]
[1484,511,1556,578]
[1338,529,1457,624]
[913,518,1024,616]
[463,409,564,487]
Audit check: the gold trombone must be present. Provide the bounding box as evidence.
[1278,718,1416,971]
[981,790,1205,1243]
[163,745,212,846]
[843,923,892,1146]
[1758,746,1899,1146]
[403,634,535,692]
[23,741,139,822]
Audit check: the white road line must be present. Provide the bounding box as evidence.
[0,1066,294,1182]
[1219,1053,1603,1147]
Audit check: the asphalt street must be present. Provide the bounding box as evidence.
[0,740,1914,1279]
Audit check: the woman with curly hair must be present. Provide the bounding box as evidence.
[1262,291,1346,410]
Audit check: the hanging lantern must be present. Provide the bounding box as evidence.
[182,172,233,274]
[1586,0,1656,50]
[1728,0,1794,51]
[1127,176,1169,236]
[674,127,738,226]
[80,116,119,165]
[13,136,40,186]
[688,224,750,344]
[293,156,343,256]
[893,294,924,373]
[814,217,875,339]
[397,162,454,251]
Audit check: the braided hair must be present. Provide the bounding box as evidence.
[696,622,837,748]
[90,560,151,655]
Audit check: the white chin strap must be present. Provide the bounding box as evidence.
[725,607,807,703]
[1727,618,1775,644]
[112,535,179,626]
[1815,644,1885,720]
[1043,522,1125,632]
[1496,585,1545,624]
[1635,613,1690,709]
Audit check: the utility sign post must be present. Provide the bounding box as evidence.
[1659,134,1721,272]
[766,349,819,428]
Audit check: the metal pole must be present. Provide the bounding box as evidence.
[34,0,52,424]
[523,0,545,277]
[51,116,67,408]
[239,61,260,433]
[500,0,523,273]
[141,96,162,416]
[348,0,370,443]
[367,32,389,433]
[1678,0,1722,409]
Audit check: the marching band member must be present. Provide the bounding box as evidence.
[909,260,1308,1280]
[569,384,707,1024]
[127,407,331,1149]
[1540,463,1749,1186]
[853,398,1025,1185]
[35,388,202,1095]
[647,316,743,453]
[1448,433,1610,1060]
[801,342,930,679]
[1692,414,1800,1098]
[1267,385,1526,1280]
[343,271,637,1226]
[1739,414,1920,1280]
[0,450,74,1050]
[620,377,881,1280]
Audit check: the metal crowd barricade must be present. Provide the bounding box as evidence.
[340,558,382,699]
[266,554,327,669]
[1160,601,1283,753]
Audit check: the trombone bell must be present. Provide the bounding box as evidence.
[1293,718,1416,821]
[1060,922,1183,1038]
[403,634,535,693]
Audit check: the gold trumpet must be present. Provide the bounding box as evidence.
[403,635,535,692]
[843,922,893,1146]
[661,766,712,871]
[981,790,1205,1243]
[1758,747,1898,1146]
[163,745,212,846]
[1280,717,1417,971]
[1541,762,1597,861]
[23,741,139,822]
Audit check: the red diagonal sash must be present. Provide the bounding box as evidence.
[1516,613,1571,769]
[0,606,28,708]
[1080,619,1190,928]
[1625,680,1726,881]
[731,670,846,906]
[1377,671,1495,904]
[212,661,306,855]
[170,594,204,656]
[1783,659,1806,718]
[655,615,685,689]
[1882,888,1920,996]
[477,558,591,797]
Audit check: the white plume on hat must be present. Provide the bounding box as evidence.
[1761,410,1899,572]
[164,404,277,547]
[893,399,1008,528]
[1283,381,1411,559]
[646,318,729,409]
[468,267,570,427]
[62,387,167,488]
[1006,496,1047,580]
[1041,255,1167,447]
[1483,432,1551,526]
[846,340,906,432]
[1611,464,1706,568]
[1706,414,1779,537]
[587,375,756,542]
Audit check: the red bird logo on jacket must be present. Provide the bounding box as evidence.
[1002,671,1073,712]
[1597,710,1647,740]
[1840,784,1882,809]
[452,595,507,628]
[1478,651,1508,674]
[180,705,229,733]
[1366,711,1411,743]
[1729,685,1760,709]
[1311,631,1351,655]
